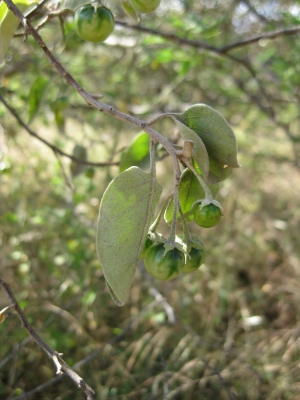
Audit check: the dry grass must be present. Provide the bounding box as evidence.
[1,122,300,400]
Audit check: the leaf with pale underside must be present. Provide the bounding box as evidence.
[172,104,240,169]
[96,167,162,306]
[165,168,219,224]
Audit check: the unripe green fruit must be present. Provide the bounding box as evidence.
[74,4,114,43]
[144,243,185,280]
[194,203,222,228]
[182,246,205,273]
[140,237,153,259]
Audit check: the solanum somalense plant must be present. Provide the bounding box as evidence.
[0,0,242,397]
[96,103,240,306]
[0,0,239,309]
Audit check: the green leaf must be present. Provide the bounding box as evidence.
[0,3,8,24]
[70,144,87,177]
[121,0,140,22]
[171,117,210,181]
[96,167,162,306]
[0,0,38,64]
[28,76,49,123]
[51,96,69,133]
[165,168,219,224]
[51,96,69,112]
[172,104,240,168]
[54,110,65,133]
[119,131,150,173]
[207,155,233,184]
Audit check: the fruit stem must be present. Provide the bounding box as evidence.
[149,138,156,175]
[185,160,213,202]
[147,113,173,125]
[149,192,173,233]
[178,206,191,244]
[168,182,179,243]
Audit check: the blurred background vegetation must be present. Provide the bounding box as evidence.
[1,0,300,398]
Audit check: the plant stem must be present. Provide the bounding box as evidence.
[149,192,173,233]
[185,160,213,201]
[2,0,180,178]
[149,139,156,175]
[178,206,191,244]
[0,278,95,400]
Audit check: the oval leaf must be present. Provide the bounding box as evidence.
[51,96,69,133]
[119,131,150,173]
[171,117,210,181]
[121,0,140,21]
[173,104,240,168]
[28,76,49,123]
[207,155,233,184]
[0,3,8,24]
[70,144,87,177]
[165,168,219,224]
[96,167,162,306]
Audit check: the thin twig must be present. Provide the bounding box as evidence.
[233,78,300,170]
[148,286,176,325]
[4,0,185,245]
[8,295,161,400]
[115,21,300,54]
[28,0,52,16]
[3,0,180,174]
[11,0,291,149]
[117,21,280,120]
[0,282,105,371]
[0,93,119,167]
[240,0,269,23]
[219,26,300,53]
[21,7,300,54]
[0,277,95,400]
[115,21,256,75]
